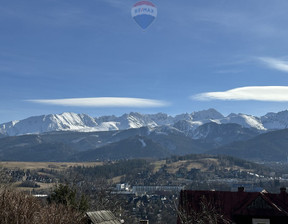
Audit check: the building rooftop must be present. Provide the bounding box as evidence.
[86,210,123,224]
[178,187,288,224]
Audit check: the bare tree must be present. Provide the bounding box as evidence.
[177,196,230,224]
[35,203,87,224]
[0,167,12,188]
[0,188,39,224]
[0,187,87,224]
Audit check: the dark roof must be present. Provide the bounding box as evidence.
[179,189,288,222]
[86,210,122,224]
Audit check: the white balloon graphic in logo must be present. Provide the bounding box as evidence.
[131,1,157,30]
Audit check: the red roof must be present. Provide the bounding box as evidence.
[178,189,288,223]
[133,1,156,7]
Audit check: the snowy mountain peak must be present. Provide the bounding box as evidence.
[116,112,158,129]
[0,112,98,136]
[218,113,265,130]
[261,110,288,130]
[174,113,194,122]
[1,108,288,136]
[191,108,224,121]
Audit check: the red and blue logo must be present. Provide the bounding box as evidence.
[131,1,157,30]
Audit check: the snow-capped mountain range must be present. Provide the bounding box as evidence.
[1,108,288,137]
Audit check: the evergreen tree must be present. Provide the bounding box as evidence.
[48,184,89,213]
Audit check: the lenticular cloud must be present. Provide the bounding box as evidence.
[257,57,288,73]
[193,86,288,102]
[26,97,169,108]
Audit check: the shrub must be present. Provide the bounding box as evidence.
[0,188,87,224]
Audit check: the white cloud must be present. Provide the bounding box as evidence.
[26,97,169,108]
[257,57,288,72]
[193,86,288,101]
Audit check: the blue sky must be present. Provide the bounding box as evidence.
[1,0,288,123]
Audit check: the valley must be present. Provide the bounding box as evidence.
[1,155,287,223]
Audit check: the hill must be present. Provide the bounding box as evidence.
[70,136,169,161]
[209,129,288,161]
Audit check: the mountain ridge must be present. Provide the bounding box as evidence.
[1,109,288,137]
[0,119,287,162]
[208,128,288,162]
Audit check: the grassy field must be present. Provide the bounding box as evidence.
[152,157,253,175]
[0,161,103,171]
[0,161,104,192]
[0,157,260,193]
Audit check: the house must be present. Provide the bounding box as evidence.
[86,210,124,224]
[132,185,184,194]
[178,187,288,224]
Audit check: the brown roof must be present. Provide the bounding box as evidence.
[86,210,122,224]
[178,189,288,222]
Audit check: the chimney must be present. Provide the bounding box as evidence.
[140,220,149,224]
[238,186,244,192]
[280,187,286,194]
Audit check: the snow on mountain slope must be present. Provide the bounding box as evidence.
[173,120,204,134]
[96,122,120,131]
[192,122,261,145]
[0,112,98,136]
[138,138,147,148]
[146,113,174,126]
[173,109,225,133]
[95,115,117,124]
[261,110,288,130]
[0,120,19,135]
[218,113,266,130]
[106,112,173,130]
[114,112,158,129]
[174,113,194,123]
[2,109,288,136]
[191,108,224,121]
[0,112,173,136]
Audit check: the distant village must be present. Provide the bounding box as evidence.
[2,158,288,223]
